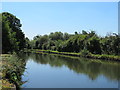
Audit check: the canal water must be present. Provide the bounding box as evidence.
[21,53,120,88]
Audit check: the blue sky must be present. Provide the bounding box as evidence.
[2,2,118,39]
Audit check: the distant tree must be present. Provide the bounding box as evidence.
[63,32,71,40]
[89,31,97,37]
[82,30,88,35]
[49,32,64,40]
[25,37,31,49]
[35,35,49,49]
[100,34,120,55]
[86,36,101,54]
[75,31,78,35]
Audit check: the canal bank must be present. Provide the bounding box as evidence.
[1,54,26,89]
[24,49,120,61]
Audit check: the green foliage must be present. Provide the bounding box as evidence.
[80,49,91,57]
[63,32,71,40]
[100,34,120,55]
[86,36,101,54]
[2,54,26,89]
[35,35,49,49]
[57,31,120,55]
[29,32,72,51]
[49,32,64,41]
[2,12,26,53]
[2,12,119,56]
[27,30,120,56]
[3,10,116,56]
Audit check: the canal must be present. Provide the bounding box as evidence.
[20,53,120,88]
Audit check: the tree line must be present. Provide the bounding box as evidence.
[26,30,120,55]
[2,12,120,55]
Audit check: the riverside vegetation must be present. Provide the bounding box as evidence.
[1,12,120,88]
[25,28,120,61]
[1,54,26,89]
[1,12,120,60]
[1,12,26,89]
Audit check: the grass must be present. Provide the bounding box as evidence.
[91,54,120,61]
[24,49,120,61]
[1,54,16,89]
[1,54,26,89]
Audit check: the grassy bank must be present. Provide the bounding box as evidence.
[24,49,120,61]
[1,54,16,89]
[1,54,26,89]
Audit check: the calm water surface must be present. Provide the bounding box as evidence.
[21,53,120,88]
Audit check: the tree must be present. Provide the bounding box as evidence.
[86,36,101,54]
[35,35,49,49]
[75,31,78,35]
[100,34,120,55]
[82,30,88,35]
[49,32,64,41]
[2,12,26,53]
[63,32,71,40]
[25,37,31,49]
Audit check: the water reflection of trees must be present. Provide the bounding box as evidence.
[21,53,120,81]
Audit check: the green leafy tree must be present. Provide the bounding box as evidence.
[49,32,64,41]
[2,12,25,53]
[86,36,101,54]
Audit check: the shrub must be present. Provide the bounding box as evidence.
[80,49,91,57]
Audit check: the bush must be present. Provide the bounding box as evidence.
[80,49,91,57]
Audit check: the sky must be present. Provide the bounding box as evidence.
[2,2,118,39]
[1,0,119,2]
